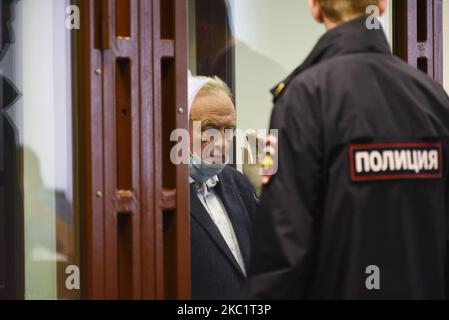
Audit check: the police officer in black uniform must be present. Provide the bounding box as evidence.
[244,0,449,299]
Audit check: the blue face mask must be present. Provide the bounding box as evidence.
[189,153,227,183]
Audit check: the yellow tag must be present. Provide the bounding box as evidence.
[274,82,285,97]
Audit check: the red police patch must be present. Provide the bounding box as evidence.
[348,142,443,182]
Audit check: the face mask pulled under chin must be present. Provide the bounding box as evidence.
[189,153,228,183]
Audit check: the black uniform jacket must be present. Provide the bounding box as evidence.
[243,17,449,299]
[191,166,257,300]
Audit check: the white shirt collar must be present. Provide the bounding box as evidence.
[189,175,220,189]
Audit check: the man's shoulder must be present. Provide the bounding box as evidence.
[221,165,247,182]
[220,166,254,192]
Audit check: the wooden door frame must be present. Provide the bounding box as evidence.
[79,0,189,300]
[393,0,444,83]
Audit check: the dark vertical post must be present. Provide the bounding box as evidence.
[393,0,443,83]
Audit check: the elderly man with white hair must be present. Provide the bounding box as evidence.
[187,71,258,300]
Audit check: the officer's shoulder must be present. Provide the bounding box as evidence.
[291,55,355,83]
[394,56,449,96]
[273,65,325,109]
[275,54,378,100]
[275,58,345,101]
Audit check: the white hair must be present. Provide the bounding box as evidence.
[197,76,232,100]
[188,71,233,118]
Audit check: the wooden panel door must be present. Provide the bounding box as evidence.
[393,0,443,83]
[79,0,189,300]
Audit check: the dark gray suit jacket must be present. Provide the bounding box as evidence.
[190,166,257,300]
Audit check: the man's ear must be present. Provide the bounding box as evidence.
[378,0,388,16]
[308,0,324,23]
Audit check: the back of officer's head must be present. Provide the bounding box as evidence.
[309,0,387,29]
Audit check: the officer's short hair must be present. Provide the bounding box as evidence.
[198,76,233,101]
[317,0,380,22]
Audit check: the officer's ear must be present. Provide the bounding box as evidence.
[308,0,324,24]
[378,0,388,16]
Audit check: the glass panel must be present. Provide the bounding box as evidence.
[231,0,324,133]
[0,0,79,299]
[190,0,393,162]
[444,1,449,93]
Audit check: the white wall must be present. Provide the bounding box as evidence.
[232,0,393,133]
[232,0,321,132]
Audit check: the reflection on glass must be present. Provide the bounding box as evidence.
[0,0,79,299]
[190,0,393,157]
[189,0,323,178]
[189,0,323,144]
